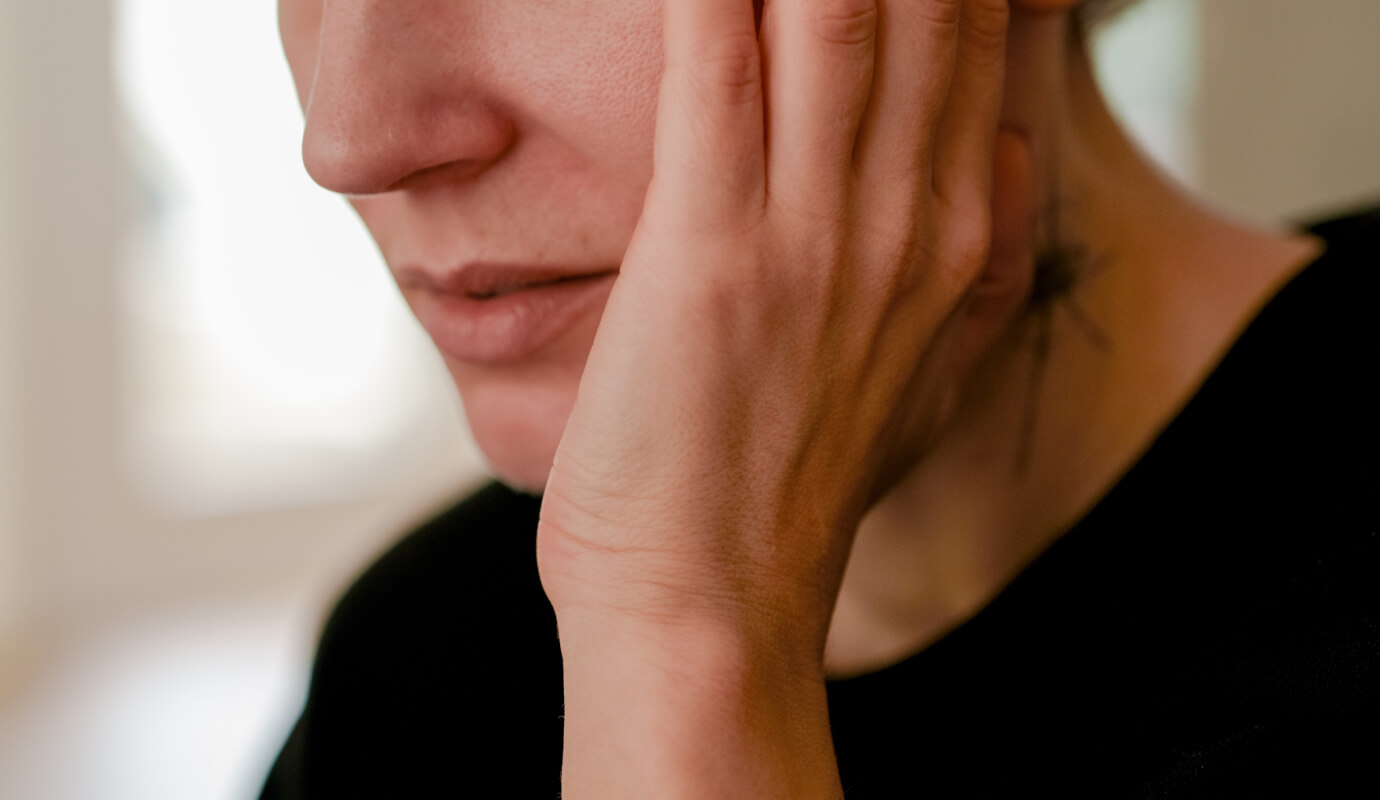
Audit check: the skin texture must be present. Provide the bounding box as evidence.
[280,0,664,492]
[278,0,1323,794]
[537,2,1043,792]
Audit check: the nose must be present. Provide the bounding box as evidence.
[300,1,516,196]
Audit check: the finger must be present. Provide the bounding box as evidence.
[931,0,1009,208]
[652,0,767,229]
[852,0,962,198]
[986,128,1035,286]
[954,127,1035,367]
[762,0,879,206]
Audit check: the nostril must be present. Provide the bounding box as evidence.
[381,154,512,194]
[301,109,517,197]
[299,93,399,195]
[296,0,520,195]
[300,127,373,195]
[300,64,519,196]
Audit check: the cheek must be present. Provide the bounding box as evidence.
[499,5,663,183]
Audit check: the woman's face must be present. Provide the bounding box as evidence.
[278,1,666,492]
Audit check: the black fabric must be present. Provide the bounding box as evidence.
[260,204,1379,799]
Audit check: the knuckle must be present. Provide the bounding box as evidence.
[877,233,927,297]
[912,0,962,30]
[770,192,851,240]
[962,0,1010,53]
[690,31,764,105]
[945,212,993,281]
[811,0,879,47]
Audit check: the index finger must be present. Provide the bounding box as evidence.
[652,0,768,227]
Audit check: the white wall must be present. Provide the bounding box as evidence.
[1196,0,1380,221]
[1,0,483,660]
[1,8,486,794]
[0,0,33,688]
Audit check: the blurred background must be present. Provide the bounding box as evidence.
[1,0,1378,798]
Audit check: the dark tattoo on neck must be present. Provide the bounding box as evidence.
[1015,199,1113,475]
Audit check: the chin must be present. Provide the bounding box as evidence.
[440,302,601,498]
[449,361,583,499]
[476,432,557,497]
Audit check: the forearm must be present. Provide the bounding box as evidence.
[556,616,844,800]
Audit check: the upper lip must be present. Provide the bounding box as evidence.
[397,262,618,297]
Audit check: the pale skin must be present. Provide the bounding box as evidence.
[279,0,1323,796]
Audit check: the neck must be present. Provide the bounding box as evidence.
[824,27,1323,678]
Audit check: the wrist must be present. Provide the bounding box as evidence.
[537,518,840,665]
[556,615,840,800]
[556,608,827,692]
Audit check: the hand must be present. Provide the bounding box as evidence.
[540,0,1029,653]
[538,0,1032,793]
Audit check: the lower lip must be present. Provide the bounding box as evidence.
[411,272,618,364]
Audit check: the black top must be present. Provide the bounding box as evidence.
[261,205,1379,799]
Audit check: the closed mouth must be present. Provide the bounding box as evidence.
[466,274,592,300]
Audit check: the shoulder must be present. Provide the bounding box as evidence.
[260,481,564,798]
[1128,205,1380,793]
[1146,203,1378,626]
[993,206,1380,793]
[323,480,548,651]
[1184,202,1378,468]
[1302,200,1380,250]
[313,477,556,713]
[1276,201,1380,357]
[1236,201,1379,368]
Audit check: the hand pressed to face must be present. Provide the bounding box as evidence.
[284,2,1034,795]
[538,3,1032,797]
[537,0,1031,656]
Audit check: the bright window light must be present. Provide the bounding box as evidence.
[1093,0,1201,185]
[114,0,465,517]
